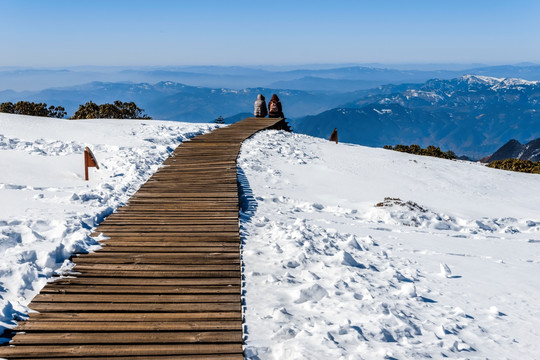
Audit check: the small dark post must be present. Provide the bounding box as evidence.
[84,146,100,181]
[329,128,338,144]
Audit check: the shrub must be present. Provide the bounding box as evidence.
[71,101,151,120]
[384,144,457,160]
[375,197,427,212]
[0,101,66,118]
[487,159,540,174]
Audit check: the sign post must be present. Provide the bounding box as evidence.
[84,147,100,180]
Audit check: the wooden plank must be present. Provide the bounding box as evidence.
[108,210,239,215]
[139,187,238,190]
[0,344,243,358]
[28,312,242,322]
[40,285,240,294]
[70,264,239,271]
[105,214,240,219]
[9,355,243,360]
[71,258,240,265]
[70,259,240,266]
[71,259,241,266]
[10,331,243,345]
[94,235,241,242]
[31,294,239,303]
[74,251,240,257]
[132,193,237,198]
[16,320,242,331]
[64,270,240,278]
[92,232,240,237]
[95,247,238,253]
[29,302,242,313]
[124,201,239,205]
[97,225,239,232]
[49,277,241,286]
[100,218,239,222]
[97,243,238,249]
[110,208,239,213]
[73,253,240,263]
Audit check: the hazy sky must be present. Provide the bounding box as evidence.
[2,0,540,67]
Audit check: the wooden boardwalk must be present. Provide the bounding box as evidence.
[0,117,289,359]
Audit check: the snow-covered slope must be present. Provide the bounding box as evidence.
[1,115,539,359]
[0,113,216,338]
[238,131,540,359]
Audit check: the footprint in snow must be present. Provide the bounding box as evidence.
[440,263,462,278]
[294,284,328,304]
[440,263,452,278]
[348,237,364,251]
[284,260,300,268]
[339,250,366,269]
[312,203,324,211]
[489,306,507,317]
[272,307,293,321]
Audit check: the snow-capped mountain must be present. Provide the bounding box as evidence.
[293,75,540,158]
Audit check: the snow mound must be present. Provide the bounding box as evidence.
[0,114,216,336]
[239,130,540,359]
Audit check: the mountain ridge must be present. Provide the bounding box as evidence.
[0,81,371,122]
[293,75,540,158]
[488,138,540,162]
[3,64,540,92]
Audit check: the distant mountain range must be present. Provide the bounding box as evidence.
[2,64,540,92]
[3,65,540,158]
[292,75,540,158]
[487,138,540,162]
[0,82,372,122]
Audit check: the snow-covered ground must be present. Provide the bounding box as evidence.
[1,114,539,359]
[238,131,540,359]
[0,113,215,340]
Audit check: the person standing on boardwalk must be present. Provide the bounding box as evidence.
[268,94,284,118]
[254,94,267,117]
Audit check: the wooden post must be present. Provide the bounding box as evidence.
[329,128,338,144]
[84,147,100,181]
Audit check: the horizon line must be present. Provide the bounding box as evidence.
[1,62,539,70]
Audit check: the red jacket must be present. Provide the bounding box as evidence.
[268,100,284,118]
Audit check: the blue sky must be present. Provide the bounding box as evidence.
[1,0,540,67]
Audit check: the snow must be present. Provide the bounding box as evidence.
[461,74,540,89]
[403,90,444,102]
[373,109,392,115]
[461,74,505,85]
[238,131,540,359]
[0,113,216,340]
[1,114,539,359]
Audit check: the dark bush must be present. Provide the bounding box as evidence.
[375,197,427,212]
[0,101,66,118]
[384,144,457,160]
[71,101,151,120]
[487,159,540,174]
